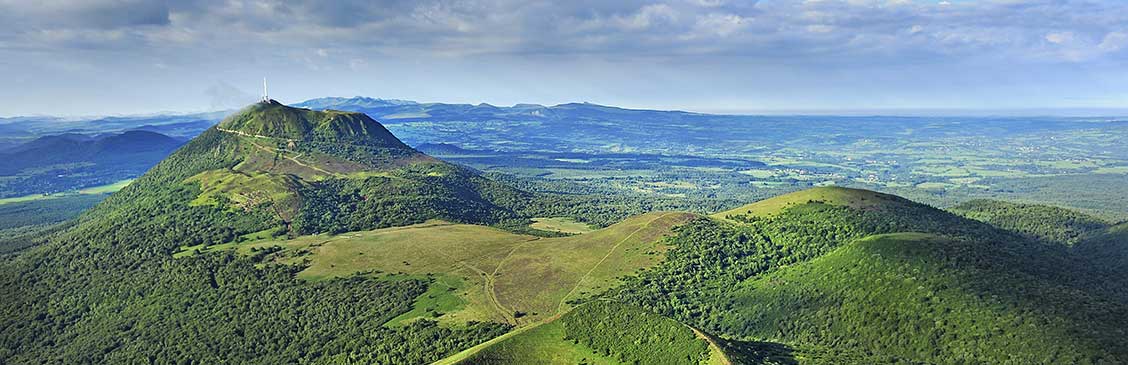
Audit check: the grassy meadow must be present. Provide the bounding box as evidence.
[175,212,696,325]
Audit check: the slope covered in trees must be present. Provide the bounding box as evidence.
[950,199,1111,246]
[1074,223,1128,282]
[0,101,533,363]
[610,187,1128,364]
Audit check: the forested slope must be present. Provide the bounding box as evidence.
[0,101,533,363]
[610,187,1128,364]
[950,199,1110,246]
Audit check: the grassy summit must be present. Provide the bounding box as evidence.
[712,186,912,219]
[217,100,411,147]
[99,100,534,237]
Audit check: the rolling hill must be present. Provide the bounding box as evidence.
[711,186,914,220]
[0,130,182,197]
[614,187,1128,364]
[0,100,539,364]
[950,199,1111,246]
[176,211,697,326]
[415,187,1128,364]
[136,99,531,237]
[439,301,730,365]
[1075,222,1128,282]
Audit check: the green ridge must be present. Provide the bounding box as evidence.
[615,189,1128,364]
[712,186,912,219]
[950,199,1110,246]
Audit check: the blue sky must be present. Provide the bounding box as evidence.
[1,0,1127,116]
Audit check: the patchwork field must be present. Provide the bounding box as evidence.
[0,178,134,205]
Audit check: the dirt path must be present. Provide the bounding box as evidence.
[554,212,674,315]
[483,237,541,324]
[218,127,337,176]
[418,236,540,325]
[690,327,734,365]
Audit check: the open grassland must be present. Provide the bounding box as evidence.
[529,217,596,234]
[440,319,621,365]
[184,169,301,210]
[179,212,696,325]
[77,179,135,194]
[494,212,697,320]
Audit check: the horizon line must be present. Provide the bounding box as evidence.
[3,98,1128,119]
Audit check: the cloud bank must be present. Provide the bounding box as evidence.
[2,0,1127,115]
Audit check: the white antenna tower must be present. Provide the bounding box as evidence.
[262,77,269,102]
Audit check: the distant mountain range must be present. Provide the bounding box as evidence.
[0,130,183,197]
[292,97,703,131]
[4,97,1122,154]
[0,112,223,151]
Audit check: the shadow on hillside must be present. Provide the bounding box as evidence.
[717,339,798,365]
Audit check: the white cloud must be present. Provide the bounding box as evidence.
[1098,31,1128,52]
[348,58,368,71]
[1045,32,1074,44]
[1,0,1125,65]
[689,13,749,37]
[807,24,835,33]
[615,4,678,30]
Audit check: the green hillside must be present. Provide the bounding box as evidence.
[4,102,1128,365]
[1075,223,1128,280]
[712,186,913,220]
[441,301,726,365]
[732,233,1124,363]
[0,101,532,363]
[950,199,1110,246]
[217,99,411,148]
[614,188,1128,364]
[176,211,696,325]
[187,101,529,235]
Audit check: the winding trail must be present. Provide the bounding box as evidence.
[414,233,540,325]
[217,127,335,176]
[554,212,675,315]
[484,238,539,324]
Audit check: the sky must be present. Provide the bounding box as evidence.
[1,0,1127,116]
